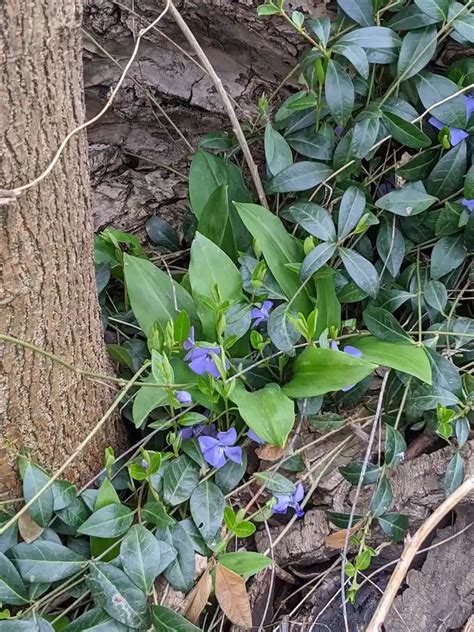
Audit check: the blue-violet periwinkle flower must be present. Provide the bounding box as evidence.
[180,423,216,441]
[272,481,305,518]
[175,390,192,405]
[462,199,474,213]
[428,94,474,146]
[248,429,265,444]
[141,459,149,469]
[251,300,273,327]
[198,428,242,469]
[331,341,363,392]
[183,326,229,378]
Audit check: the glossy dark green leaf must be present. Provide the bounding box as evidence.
[22,462,54,529]
[388,5,440,30]
[333,43,370,79]
[376,218,405,277]
[424,279,448,312]
[77,504,134,538]
[162,456,200,506]
[156,523,195,593]
[267,161,333,193]
[370,477,393,517]
[56,497,90,530]
[350,116,380,159]
[9,541,85,583]
[377,512,409,541]
[338,186,366,238]
[264,124,293,176]
[0,552,28,605]
[286,129,335,161]
[450,2,474,43]
[0,514,18,555]
[426,348,462,394]
[416,72,467,128]
[88,562,148,629]
[339,247,379,298]
[339,462,382,485]
[120,525,164,594]
[225,302,252,341]
[267,303,301,353]
[414,0,450,20]
[197,185,231,257]
[430,234,467,279]
[406,384,459,418]
[464,165,474,199]
[62,607,129,631]
[375,184,438,216]
[325,60,355,126]
[363,306,411,343]
[190,481,225,545]
[431,141,467,198]
[455,418,470,448]
[338,26,401,49]
[444,453,464,495]
[328,511,364,529]
[146,217,179,253]
[151,605,201,632]
[383,111,432,149]
[385,426,407,467]
[337,0,374,26]
[142,502,175,529]
[397,149,439,181]
[282,202,336,241]
[254,472,295,494]
[398,26,437,81]
[215,451,247,495]
[301,242,337,280]
[308,16,332,46]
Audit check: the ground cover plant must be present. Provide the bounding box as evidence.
[0,0,473,629]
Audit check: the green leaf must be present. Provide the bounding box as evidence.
[388,5,440,30]
[0,514,18,555]
[162,455,199,506]
[397,149,439,181]
[264,124,293,176]
[444,453,464,495]
[151,605,201,631]
[416,72,467,128]
[397,26,437,81]
[190,481,225,545]
[0,552,28,605]
[450,2,474,43]
[142,502,175,528]
[286,129,335,161]
[347,336,432,383]
[283,347,376,398]
[9,541,85,583]
[430,234,467,279]
[77,504,134,538]
[282,202,336,241]
[215,452,247,494]
[338,186,366,238]
[267,303,301,353]
[120,525,164,594]
[123,254,197,337]
[385,426,407,467]
[56,497,90,529]
[351,116,380,159]
[338,26,401,49]
[230,383,294,447]
[308,16,332,46]
[88,562,148,629]
[301,242,337,280]
[383,111,432,149]
[375,184,438,216]
[424,279,448,312]
[146,217,179,253]
[337,0,374,26]
[235,203,312,313]
[254,472,295,494]
[267,161,333,193]
[225,302,252,341]
[339,248,379,298]
[156,523,195,593]
[376,218,405,277]
[333,43,370,79]
[22,462,54,528]
[132,375,167,429]
[62,607,129,631]
[315,267,342,337]
[328,511,364,529]
[52,481,77,511]
[325,60,355,127]
[377,513,408,542]
[217,552,273,578]
[339,462,382,485]
[464,165,474,199]
[363,306,412,343]
[370,477,393,517]
[197,185,231,257]
[189,150,227,219]
[189,232,242,338]
[414,0,450,20]
[426,142,467,199]
[257,4,280,16]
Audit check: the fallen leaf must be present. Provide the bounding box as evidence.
[18,510,43,543]
[325,522,362,549]
[185,566,212,624]
[215,564,252,629]
[256,444,286,461]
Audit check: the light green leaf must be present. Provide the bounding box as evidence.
[9,541,85,583]
[283,347,376,398]
[430,234,467,279]
[132,374,167,429]
[264,124,293,176]
[190,481,225,545]
[339,247,379,298]
[77,504,134,538]
[397,26,437,81]
[235,203,312,313]
[347,336,432,383]
[325,60,355,126]
[162,456,200,506]
[282,202,336,241]
[217,552,273,578]
[189,150,228,218]
[120,525,164,594]
[151,605,201,631]
[88,562,148,629]
[301,242,337,280]
[426,142,467,199]
[315,267,342,337]
[254,472,295,493]
[123,254,197,337]
[0,552,28,605]
[267,161,333,193]
[338,186,366,238]
[375,184,438,216]
[416,72,467,128]
[230,383,295,447]
[383,111,432,149]
[22,462,54,529]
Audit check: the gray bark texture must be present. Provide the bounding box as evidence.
[82,0,334,231]
[0,0,126,498]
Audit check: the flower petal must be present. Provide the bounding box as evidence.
[343,345,363,359]
[225,446,243,465]
[449,127,469,146]
[462,198,474,213]
[465,95,474,120]
[202,446,226,469]
[176,390,192,405]
[428,116,444,131]
[248,430,265,444]
[293,482,305,503]
[218,428,237,446]
[272,496,290,514]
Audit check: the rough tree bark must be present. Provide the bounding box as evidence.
[0,0,126,499]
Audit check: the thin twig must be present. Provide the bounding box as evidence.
[366,476,474,632]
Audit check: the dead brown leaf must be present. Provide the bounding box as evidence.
[325,522,362,549]
[215,564,252,629]
[185,566,212,624]
[256,444,286,461]
[18,511,43,543]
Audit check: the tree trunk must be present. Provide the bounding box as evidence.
[0,0,126,499]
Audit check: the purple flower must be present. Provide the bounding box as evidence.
[180,423,216,441]
[183,326,229,379]
[198,428,242,469]
[141,459,149,469]
[335,126,344,137]
[462,198,474,213]
[272,482,305,518]
[248,429,265,444]
[251,300,273,327]
[428,96,474,146]
[466,94,474,119]
[331,342,363,391]
[175,390,192,405]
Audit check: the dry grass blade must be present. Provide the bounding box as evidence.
[325,522,363,549]
[185,566,212,624]
[215,564,252,629]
